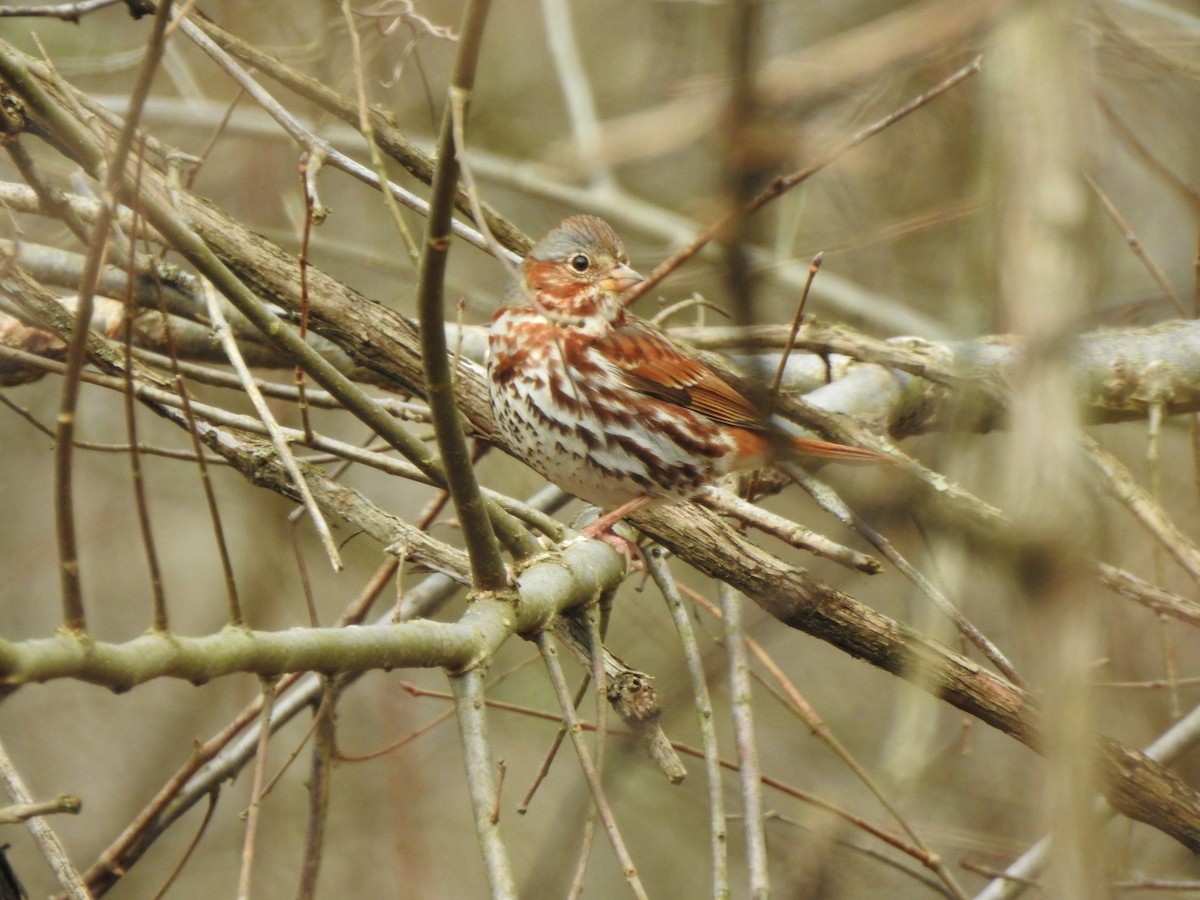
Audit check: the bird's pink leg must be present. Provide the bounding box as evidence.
[579,494,652,539]
[577,495,653,568]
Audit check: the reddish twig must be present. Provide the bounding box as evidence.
[620,56,982,308]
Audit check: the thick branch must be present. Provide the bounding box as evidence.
[0,539,624,689]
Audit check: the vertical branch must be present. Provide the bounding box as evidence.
[238,677,278,900]
[721,11,770,888]
[722,0,763,338]
[449,668,517,899]
[296,683,337,900]
[718,582,769,899]
[150,273,244,626]
[563,605,607,897]
[645,548,729,898]
[52,0,174,631]
[122,141,168,632]
[415,0,509,592]
[295,154,319,446]
[987,2,1102,897]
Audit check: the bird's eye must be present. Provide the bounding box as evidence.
[570,254,590,272]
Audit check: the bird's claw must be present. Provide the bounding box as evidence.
[573,522,645,573]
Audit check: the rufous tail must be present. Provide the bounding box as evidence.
[789,436,890,463]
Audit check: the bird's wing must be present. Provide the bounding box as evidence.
[595,318,764,429]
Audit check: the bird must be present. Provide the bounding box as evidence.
[487,214,886,542]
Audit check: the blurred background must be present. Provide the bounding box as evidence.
[2,0,1200,897]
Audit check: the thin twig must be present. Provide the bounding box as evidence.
[174,13,516,262]
[768,252,822,398]
[148,790,217,900]
[296,683,337,900]
[685,584,969,899]
[449,668,518,899]
[343,659,541,765]
[1097,94,1200,214]
[237,677,279,900]
[51,0,174,632]
[130,349,431,418]
[1145,399,1183,717]
[781,460,1024,687]
[620,55,982,307]
[202,279,342,570]
[1086,437,1200,588]
[0,795,80,825]
[517,676,588,814]
[644,547,729,898]
[0,737,89,899]
[1085,171,1187,316]
[718,582,770,898]
[695,485,882,573]
[534,632,649,900]
[5,138,93,244]
[564,607,607,899]
[122,144,169,631]
[766,811,954,898]
[0,394,221,462]
[184,11,529,253]
[295,151,319,446]
[338,0,419,264]
[1096,562,1200,629]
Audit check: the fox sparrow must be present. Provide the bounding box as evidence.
[487,215,885,538]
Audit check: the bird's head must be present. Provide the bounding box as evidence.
[518,215,643,330]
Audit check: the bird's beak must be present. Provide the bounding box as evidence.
[600,263,643,294]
